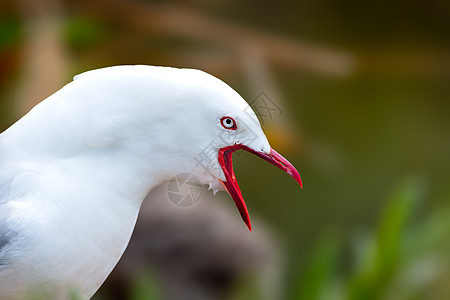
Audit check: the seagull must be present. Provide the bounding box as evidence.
[0,65,302,299]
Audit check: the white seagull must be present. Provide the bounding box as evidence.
[0,65,302,299]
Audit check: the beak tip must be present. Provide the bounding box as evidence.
[269,148,303,190]
[219,145,301,232]
[242,214,252,231]
[246,221,252,231]
[290,170,303,189]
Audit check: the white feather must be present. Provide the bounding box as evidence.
[0,65,271,299]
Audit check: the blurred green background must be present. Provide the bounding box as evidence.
[1,0,449,299]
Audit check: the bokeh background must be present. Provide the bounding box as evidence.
[1,0,449,299]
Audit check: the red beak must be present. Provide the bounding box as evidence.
[218,144,302,231]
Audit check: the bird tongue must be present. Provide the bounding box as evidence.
[218,145,302,231]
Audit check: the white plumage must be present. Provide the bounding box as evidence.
[0,65,301,299]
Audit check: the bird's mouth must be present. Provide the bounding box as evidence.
[218,144,302,231]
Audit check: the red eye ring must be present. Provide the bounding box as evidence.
[220,116,237,130]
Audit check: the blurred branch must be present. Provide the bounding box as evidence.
[74,0,355,76]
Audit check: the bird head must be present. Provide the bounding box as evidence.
[17,65,302,231]
[129,66,303,231]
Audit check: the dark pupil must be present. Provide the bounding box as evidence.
[226,119,231,125]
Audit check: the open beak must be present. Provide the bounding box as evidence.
[218,144,302,231]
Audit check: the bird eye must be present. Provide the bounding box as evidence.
[220,116,237,130]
